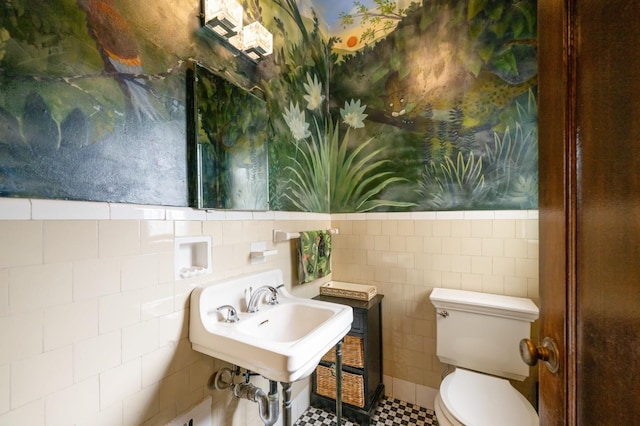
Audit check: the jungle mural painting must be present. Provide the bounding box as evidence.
[0,0,195,205]
[0,0,537,212]
[266,0,420,213]
[266,0,537,212]
[0,0,271,206]
[325,0,538,210]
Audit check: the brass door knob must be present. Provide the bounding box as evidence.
[519,337,560,373]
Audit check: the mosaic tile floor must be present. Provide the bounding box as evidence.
[295,397,438,425]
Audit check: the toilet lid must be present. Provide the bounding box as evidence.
[440,369,539,426]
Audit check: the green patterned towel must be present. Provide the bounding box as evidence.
[297,230,332,284]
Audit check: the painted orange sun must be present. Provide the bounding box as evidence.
[346,35,358,48]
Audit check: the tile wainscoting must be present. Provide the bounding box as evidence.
[0,198,538,424]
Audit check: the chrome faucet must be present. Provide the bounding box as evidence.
[247,286,279,313]
[217,305,239,323]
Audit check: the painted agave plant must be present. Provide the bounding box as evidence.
[282,73,413,213]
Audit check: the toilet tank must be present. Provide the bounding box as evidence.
[430,288,539,381]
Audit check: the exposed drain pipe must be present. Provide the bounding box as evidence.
[232,380,279,426]
[210,368,280,426]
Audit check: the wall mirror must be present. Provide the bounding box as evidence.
[190,62,270,210]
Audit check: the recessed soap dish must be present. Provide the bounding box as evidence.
[175,236,212,280]
[179,266,207,278]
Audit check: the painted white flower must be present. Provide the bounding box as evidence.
[283,101,310,141]
[303,73,325,111]
[340,99,368,129]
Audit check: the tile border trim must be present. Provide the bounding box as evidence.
[0,198,537,221]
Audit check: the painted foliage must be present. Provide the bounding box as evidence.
[0,0,199,204]
[326,0,539,210]
[0,0,273,206]
[0,0,537,212]
[268,0,538,212]
[266,0,414,213]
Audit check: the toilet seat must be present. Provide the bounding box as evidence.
[435,368,539,426]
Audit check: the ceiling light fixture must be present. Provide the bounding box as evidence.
[201,0,243,38]
[201,0,273,62]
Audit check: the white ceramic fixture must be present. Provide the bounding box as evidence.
[189,269,353,382]
[430,288,539,426]
[175,236,212,280]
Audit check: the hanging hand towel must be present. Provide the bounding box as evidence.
[297,230,332,284]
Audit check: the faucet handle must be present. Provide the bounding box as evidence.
[217,305,239,323]
[267,286,279,305]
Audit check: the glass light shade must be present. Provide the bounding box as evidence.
[241,22,273,60]
[228,31,245,51]
[203,0,243,37]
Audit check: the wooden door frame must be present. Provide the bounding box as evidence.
[538,0,577,423]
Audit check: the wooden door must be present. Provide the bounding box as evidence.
[538,0,640,423]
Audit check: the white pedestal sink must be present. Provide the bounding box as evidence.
[189,269,353,383]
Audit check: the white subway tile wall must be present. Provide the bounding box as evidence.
[0,198,538,424]
[331,211,539,391]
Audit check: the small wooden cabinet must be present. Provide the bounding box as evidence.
[311,294,384,426]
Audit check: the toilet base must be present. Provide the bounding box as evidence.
[434,392,463,426]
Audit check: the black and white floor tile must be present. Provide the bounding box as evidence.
[295,397,438,425]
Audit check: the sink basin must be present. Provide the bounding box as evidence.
[189,269,353,382]
[237,303,334,343]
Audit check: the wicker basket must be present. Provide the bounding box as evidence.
[320,281,377,301]
[320,335,364,369]
[315,365,365,408]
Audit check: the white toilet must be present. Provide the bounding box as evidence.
[429,288,539,426]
